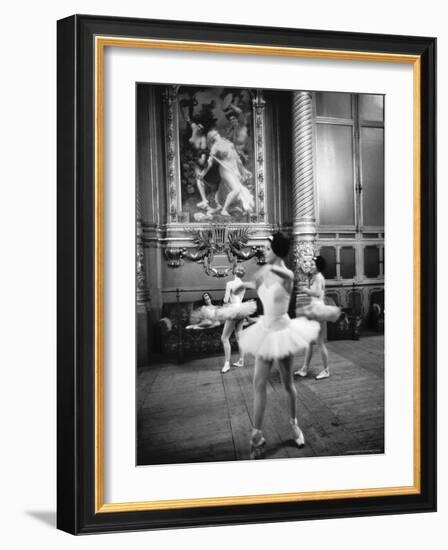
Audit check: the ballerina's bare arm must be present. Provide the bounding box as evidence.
[269,265,294,292]
[232,280,256,292]
[232,266,267,292]
[269,264,293,281]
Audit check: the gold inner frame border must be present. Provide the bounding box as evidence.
[94,35,421,513]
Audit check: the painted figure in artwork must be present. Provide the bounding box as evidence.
[199,129,254,217]
[179,94,216,211]
[187,122,211,209]
[222,92,250,165]
[178,86,256,223]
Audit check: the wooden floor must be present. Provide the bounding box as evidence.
[137,335,384,465]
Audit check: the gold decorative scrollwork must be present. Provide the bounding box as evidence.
[164,223,266,275]
[164,247,185,267]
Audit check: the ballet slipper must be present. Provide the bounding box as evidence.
[221,362,231,374]
[290,419,305,448]
[315,369,330,380]
[250,429,266,459]
[233,358,244,367]
[294,366,308,377]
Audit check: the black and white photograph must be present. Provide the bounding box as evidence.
[136,84,385,465]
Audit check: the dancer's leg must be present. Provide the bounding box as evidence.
[278,355,297,419]
[253,357,272,430]
[221,320,235,373]
[316,322,330,379]
[233,319,245,367]
[279,354,305,447]
[295,344,313,376]
[186,319,213,330]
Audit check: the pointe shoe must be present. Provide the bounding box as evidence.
[294,367,308,377]
[250,429,266,458]
[290,420,305,448]
[315,369,330,380]
[233,358,244,368]
[221,362,231,374]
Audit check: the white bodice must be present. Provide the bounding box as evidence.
[241,280,321,358]
[309,272,325,302]
[228,278,245,304]
[230,287,245,304]
[258,281,290,318]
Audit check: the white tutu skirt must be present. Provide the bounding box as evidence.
[215,300,257,322]
[239,314,320,360]
[191,300,257,324]
[303,301,341,323]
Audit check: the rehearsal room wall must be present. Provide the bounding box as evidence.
[137,87,384,352]
[264,90,294,226]
[137,83,293,343]
[159,258,260,302]
[2,2,444,550]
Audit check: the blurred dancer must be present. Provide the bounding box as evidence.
[237,233,320,456]
[295,256,341,380]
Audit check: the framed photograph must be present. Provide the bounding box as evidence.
[57,15,436,534]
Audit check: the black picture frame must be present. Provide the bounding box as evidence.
[57,14,436,534]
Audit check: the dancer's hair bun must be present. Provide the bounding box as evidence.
[314,255,326,273]
[270,232,291,259]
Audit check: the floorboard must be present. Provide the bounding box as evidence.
[137,335,384,465]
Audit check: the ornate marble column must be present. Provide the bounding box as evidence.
[291,91,317,306]
[163,85,181,224]
[136,182,150,367]
[253,91,267,223]
[136,186,150,306]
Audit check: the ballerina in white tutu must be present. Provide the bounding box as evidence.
[221,266,255,374]
[186,290,256,331]
[294,256,341,380]
[186,292,222,330]
[236,233,320,456]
